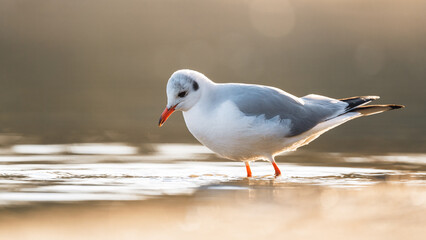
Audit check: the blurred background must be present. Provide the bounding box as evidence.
[0,0,425,153]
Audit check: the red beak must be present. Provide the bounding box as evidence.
[158,105,176,127]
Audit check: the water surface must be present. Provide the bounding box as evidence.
[0,143,424,207]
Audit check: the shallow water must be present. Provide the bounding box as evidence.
[0,143,425,207]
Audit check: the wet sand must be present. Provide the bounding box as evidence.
[0,182,425,240]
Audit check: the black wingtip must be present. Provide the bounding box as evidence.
[389,104,405,110]
[348,104,404,116]
[340,96,380,112]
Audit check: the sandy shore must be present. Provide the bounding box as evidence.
[0,181,425,240]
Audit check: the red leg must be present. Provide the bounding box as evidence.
[272,161,281,177]
[245,161,252,178]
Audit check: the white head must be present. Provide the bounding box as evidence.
[158,69,212,127]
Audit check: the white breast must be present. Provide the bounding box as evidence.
[183,100,293,161]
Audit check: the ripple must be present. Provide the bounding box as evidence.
[0,143,424,206]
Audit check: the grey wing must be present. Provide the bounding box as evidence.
[224,85,348,136]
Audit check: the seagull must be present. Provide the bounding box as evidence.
[158,69,404,177]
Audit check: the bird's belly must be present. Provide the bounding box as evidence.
[183,101,292,161]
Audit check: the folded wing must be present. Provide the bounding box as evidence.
[226,84,380,137]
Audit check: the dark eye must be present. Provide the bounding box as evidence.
[178,91,187,98]
[192,81,199,91]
